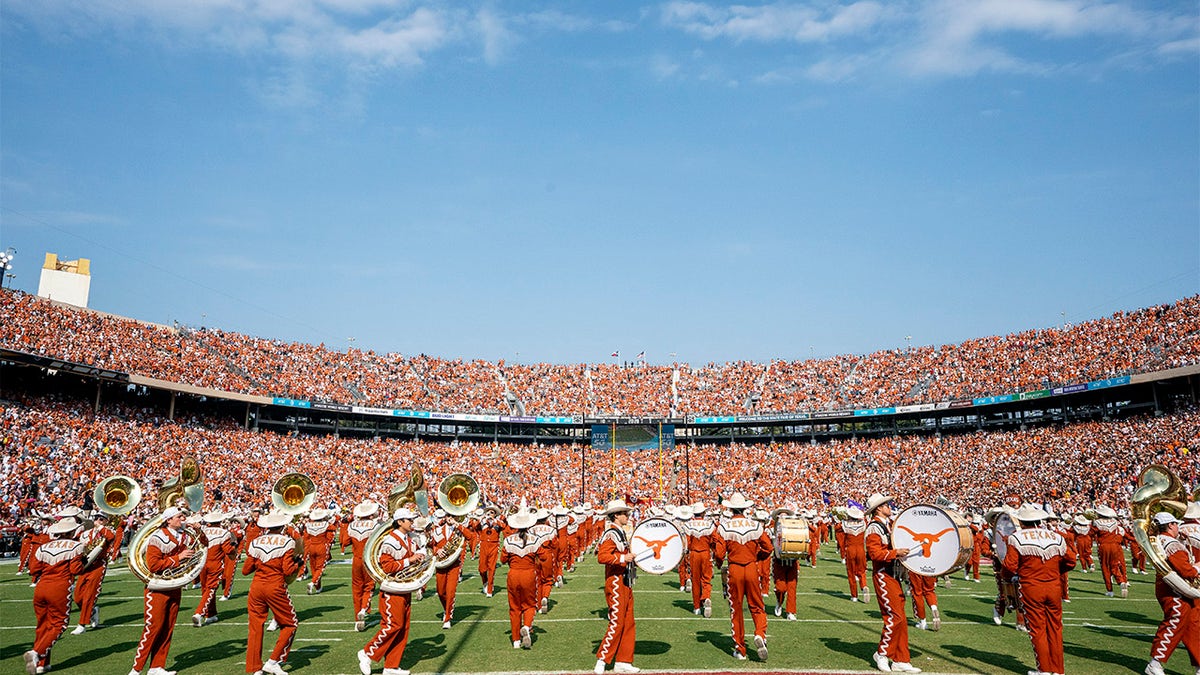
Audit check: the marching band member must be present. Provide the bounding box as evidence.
[220,515,245,601]
[1073,514,1094,572]
[243,510,301,675]
[1049,512,1074,602]
[551,506,571,585]
[478,506,503,597]
[967,514,990,584]
[594,499,638,674]
[192,510,235,628]
[349,501,381,632]
[908,571,940,631]
[770,506,798,621]
[129,506,197,675]
[1091,505,1129,597]
[671,506,691,593]
[864,493,920,673]
[684,503,716,618]
[1143,511,1199,675]
[530,508,558,613]
[501,506,544,649]
[303,508,336,595]
[841,507,869,602]
[1002,504,1076,675]
[357,506,425,675]
[1181,502,1200,560]
[756,509,774,594]
[24,514,54,587]
[71,510,122,634]
[806,509,820,567]
[714,491,772,662]
[430,509,463,628]
[25,516,84,675]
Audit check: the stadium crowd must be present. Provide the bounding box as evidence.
[1,393,1194,528]
[2,289,1198,418]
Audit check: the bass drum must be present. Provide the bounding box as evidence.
[629,517,684,575]
[773,515,811,560]
[992,512,1017,563]
[891,504,972,576]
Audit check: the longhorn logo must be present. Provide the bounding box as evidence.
[896,525,954,557]
[634,533,680,559]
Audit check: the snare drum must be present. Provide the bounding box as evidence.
[774,515,811,560]
[891,504,972,576]
[630,517,684,575]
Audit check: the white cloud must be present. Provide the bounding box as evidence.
[650,54,681,79]
[903,0,1198,76]
[478,6,515,65]
[661,1,892,42]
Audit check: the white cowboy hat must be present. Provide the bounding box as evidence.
[675,506,694,521]
[507,511,535,530]
[161,506,186,521]
[649,506,665,517]
[534,508,550,521]
[844,506,865,520]
[550,505,569,516]
[308,508,330,521]
[353,501,379,519]
[56,506,83,519]
[433,509,447,519]
[721,492,754,510]
[1095,505,1118,519]
[572,505,587,514]
[257,510,291,529]
[1073,514,1090,525]
[1152,512,1181,526]
[392,508,419,521]
[413,516,429,530]
[1184,502,1200,520]
[601,499,633,516]
[753,509,770,521]
[1015,505,1049,522]
[202,511,226,525]
[47,519,79,536]
[691,501,707,515]
[864,494,894,514]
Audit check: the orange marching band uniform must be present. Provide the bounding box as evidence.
[1144,511,1200,675]
[594,499,638,675]
[430,510,463,628]
[242,511,301,675]
[24,518,85,675]
[72,512,123,634]
[864,494,921,674]
[501,509,545,650]
[1002,505,1076,675]
[129,506,200,675]
[683,504,717,618]
[841,507,869,602]
[193,511,236,628]
[358,507,426,675]
[348,502,381,631]
[302,509,336,595]
[714,492,772,663]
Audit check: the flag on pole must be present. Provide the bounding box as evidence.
[636,350,645,360]
[611,350,619,358]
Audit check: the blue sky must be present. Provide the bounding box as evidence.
[1,0,1197,365]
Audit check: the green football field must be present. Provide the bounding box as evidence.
[0,545,1186,675]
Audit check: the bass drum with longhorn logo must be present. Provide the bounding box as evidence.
[629,517,684,575]
[890,504,972,577]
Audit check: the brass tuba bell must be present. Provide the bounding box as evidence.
[94,475,142,517]
[127,457,208,590]
[272,473,317,515]
[437,473,480,517]
[1131,464,1199,599]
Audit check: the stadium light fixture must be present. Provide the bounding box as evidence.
[0,248,14,289]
